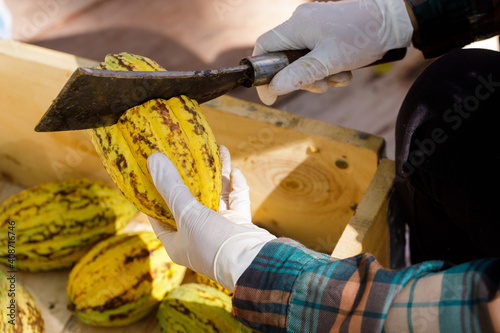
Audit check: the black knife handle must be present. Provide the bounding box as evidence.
[240,48,406,87]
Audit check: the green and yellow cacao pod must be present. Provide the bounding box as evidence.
[195,272,233,296]
[88,52,222,228]
[0,178,138,272]
[67,232,186,327]
[0,269,45,332]
[157,283,254,333]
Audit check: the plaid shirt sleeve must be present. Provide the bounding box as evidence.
[232,238,500,332]
[407,0,500,58]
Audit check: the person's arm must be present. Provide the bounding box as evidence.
[233,238,500,332]
[146,148,499,332]
[406,0,500,58]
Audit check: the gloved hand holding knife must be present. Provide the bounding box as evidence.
[253,0,414,105]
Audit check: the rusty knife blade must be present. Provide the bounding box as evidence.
[34,65,251,132]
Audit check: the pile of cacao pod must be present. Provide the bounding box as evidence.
[0,177,139,332]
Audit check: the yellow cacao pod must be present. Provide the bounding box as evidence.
[88,52,222,228]
[67,232,186,327]
[0,178,137,272]
[195,272,233,296]
[0,269,45,332]
[157,283,255,333]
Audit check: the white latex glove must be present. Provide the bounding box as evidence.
[253,0,414,105]
[147,145,276,292]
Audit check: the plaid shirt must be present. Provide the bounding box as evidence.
[232,238,500,332]
[407,0,500,57]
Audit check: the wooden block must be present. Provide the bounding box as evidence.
[202,97,384,252]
